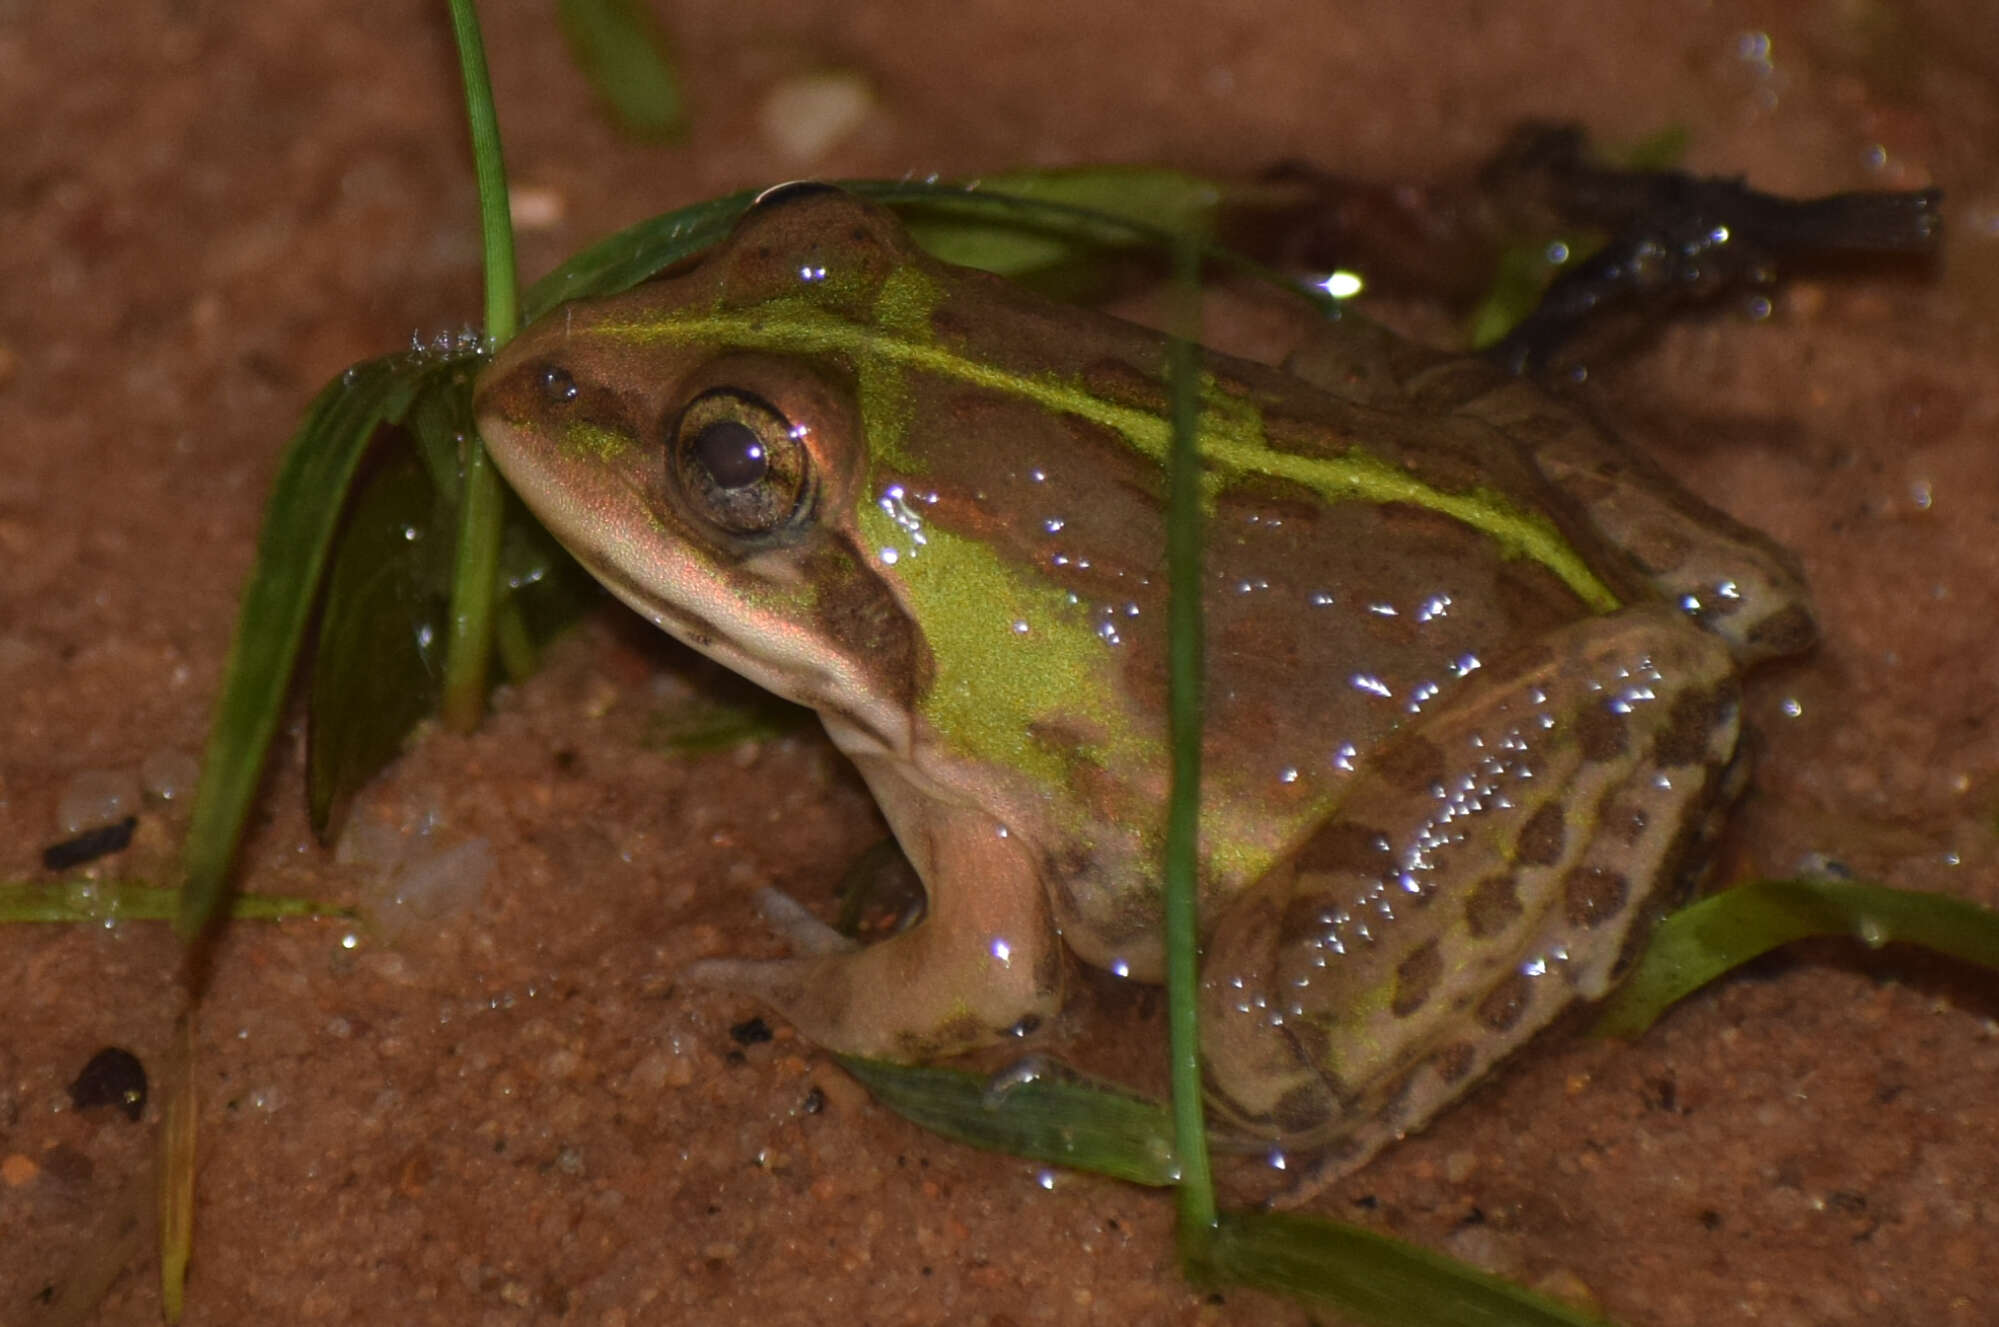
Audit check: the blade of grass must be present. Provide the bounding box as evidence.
[158,1011,195,1322]
[1207,1210,1614,1327]
[451,0,517,347]
[1161,229,1216,1251]
[439,428,505,732]
[0,882,353,924]
[898,166,1224,276]
[839,1054,1623,1323]
[440,0,518,733]
[1595,877,1999,1037]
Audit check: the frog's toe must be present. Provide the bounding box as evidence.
[684,874,1067,1062]
[750,886,858,957]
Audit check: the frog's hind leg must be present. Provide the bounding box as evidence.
[685,793,1067,1063]
[1198,606,1741,1204]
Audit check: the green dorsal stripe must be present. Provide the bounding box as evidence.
[595,305,1621,613]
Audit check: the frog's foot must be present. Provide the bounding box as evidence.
[1480,123,1942,373]
[1198,606,1741,1197]
[684,809,1066,1062]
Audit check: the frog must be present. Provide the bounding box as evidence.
[470,183,1816,1178]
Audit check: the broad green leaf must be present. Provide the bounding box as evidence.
[179,352,473,938]
[1595,878,1999,1037]
[306,449,449,840]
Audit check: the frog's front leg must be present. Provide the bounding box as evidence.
[688,760,1065,1061]
[1199,606,1739,1183]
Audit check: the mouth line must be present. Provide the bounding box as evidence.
[571,547,910,760]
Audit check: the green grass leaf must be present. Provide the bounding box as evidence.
[899,166,1224,278]
[837,1056,1619,1323]
[522,177,1334,320]
[834,1055,1178,1186]
[0,882,354,924]
[557,0,686,141]
[1595,877,1999,1037]
[1200,1210,1613,1327]
[1161,228,1218,1244]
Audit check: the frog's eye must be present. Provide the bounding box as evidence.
[670,388,812,536]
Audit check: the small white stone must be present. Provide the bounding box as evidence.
[57,768,141,836]
[758,70,874,164]
[508,183,567,232]
[140,748,200,803]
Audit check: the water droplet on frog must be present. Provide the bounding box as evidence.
[1794,852,1853,881]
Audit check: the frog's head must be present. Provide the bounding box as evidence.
[473,188,940,758]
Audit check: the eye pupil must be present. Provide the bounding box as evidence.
[669,387,813,537]
[693,419,769,489]
[539,366,578,402]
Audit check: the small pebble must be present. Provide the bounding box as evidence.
[57,768,141,836]
[729,1016,774,1047]
[140,748,201,803]
[758,70,874,164]
[508,183,567,231]
[389,837,493,921]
